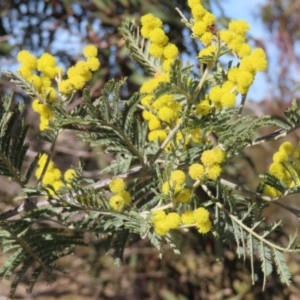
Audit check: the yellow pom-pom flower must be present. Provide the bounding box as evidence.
[109,195,125,211]
[175,189,191,203]
[191,4,206,19]
[279,141,294,156]
[154,219,170,236]
[86,57,101,71]
[170,170,186,185]
[158,106,175,123]
[201,147,226,167]
[181,210,196,224]
[149,43,164,58]
[189,163,205,180]
[206,164,222,180]
[209,86,223,104]
[64,169,76,182]
[83,45,98,58]
[193,207,209,223]
[220,93,236,108]
[228,20,250,35]
[163,43,179,59]
[192,21,206,37]
[109,178,126,194]
[196,99,211,116]
[200,32,213,45]
[17,50,37,70]
[148,130,167,142]
[149,28,169,46]
[272,151,288,163]
[148,118,162,131]
[165,212,181,229]
[188,0,201,9]
[152,210,166,223]
[197,219,212,234]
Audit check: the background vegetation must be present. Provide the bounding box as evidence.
[0,0,300,299]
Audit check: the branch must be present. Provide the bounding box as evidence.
[216,201,299,253]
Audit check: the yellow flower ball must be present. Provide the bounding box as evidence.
[191,4,206,19]
[272,151,288,163]
[237,43,252,57]
[197,219,212,234]
[279,141,294,156]
[206,164,222,180]
[148,130,167,143]
[59,79,74,94]
[109,195,125,211]
[200,32,213,45]
[193,207,209,223]
[181,210,196,224]
[64,169,76,182]
[189,163,205,180]
[149,28,168,46]
[175,189,191,203]
[142,110,156,121]
[154,219,170,236]
[203,12,215,26]
[149,43,164,58]
[86,57,101,71]
[165,212,181,229]
[196,99,211,116]
[209,86,223,104]
[220,93,236,108]
[170,170,186,185]
[83,45,98,58]
[163,43,179,60]
[188,0,201,9]
[109,178,126,194]
[152,210,166,223]
[228,20,250,35]
[158,106,175,123]
[17,50,37,70]
[192,21,206,37]
[148,118,162,131]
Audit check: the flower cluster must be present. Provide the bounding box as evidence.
[140,13,179,72]
[152,206,212,236]
[161,169,192,204]
[35,154,75,195]
[151,210,181,236]
[108,178,132,210]
[140,73,185,146]
[58,45,100,94]
[17,45,100,131]
[188,147,226,181]
[188,0,215,46]
[264,141,300,197]
[186,1,268,112]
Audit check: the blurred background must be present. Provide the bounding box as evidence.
[0,0,300,299]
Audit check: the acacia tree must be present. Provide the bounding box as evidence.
[1,0,300,298]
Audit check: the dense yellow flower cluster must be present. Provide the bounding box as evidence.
[187,0,268,111]
[152,206,212,236]
[140,73,184,146]
[35,154,75,195]
[139,14,187,148]
[161,169,192,204]
[108,178,132,210]
[264,141,300,197]
[140,13,179,71]
[188,0,215,46]
[17,45,100,130]
[188,146,225,181]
